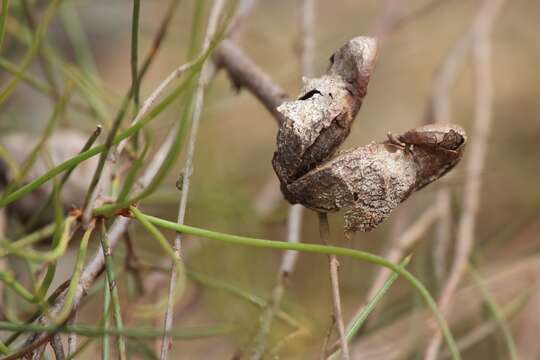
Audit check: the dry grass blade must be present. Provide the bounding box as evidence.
[318,212,349,360]
[351,256,540,360]
[424,0,506,358]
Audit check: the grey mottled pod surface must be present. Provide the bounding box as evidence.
[272,36,378,201]
[288,124,467,233]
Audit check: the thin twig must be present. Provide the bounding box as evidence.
[159,1,228,358]
[20,0,59,97]
[100,220,127,360]
[318,212,349,360]
[247,204,304,359]
[115,58,201,156]
[374,0,450,43]
[25,125,102,230]
[131,0,141,108]
[299,0,315,79]
[339,204,440,350]
[81,0,181,224]
[214,39,289,125]
[320,315,336,360]
[423,4,471,289]
[247,0,314,356]
[424,0,506,358]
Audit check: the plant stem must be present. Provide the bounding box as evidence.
[99,221,127,360]
[137,210,461,360]
[318,212,349,360]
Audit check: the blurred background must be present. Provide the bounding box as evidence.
[1,0,539,359]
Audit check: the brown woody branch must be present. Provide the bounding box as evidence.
[214,39,289,125]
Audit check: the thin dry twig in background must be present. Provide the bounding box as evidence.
[425,20,472,285]
[321,316,336,360]
[348,255,535,360]
[318,212,349,360]
[424,0,506,358]
[247,2,314,357]
[215,38,290,219]
[376,0,450,41]
[159,1,227,358]
[372,0,460,290]
[214,39,289,125]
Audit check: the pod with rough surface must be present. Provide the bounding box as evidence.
[287,124,467,233]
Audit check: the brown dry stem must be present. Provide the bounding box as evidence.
[318,212,349,360]
[424,0,506,358]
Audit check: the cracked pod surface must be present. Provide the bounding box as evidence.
[272,36,378,201]
[287,124,467,232]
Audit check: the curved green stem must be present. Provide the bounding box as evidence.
[0,0,60,104]
[0,0,9,52]
[0,223,55,257]
[0,216,75,262]
[0,321,233,340]
[130,207,186,317]
[137,209,461,360]
[54,224,93,323]
[99,221,126,360]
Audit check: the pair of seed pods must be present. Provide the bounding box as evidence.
[272,37,466,233]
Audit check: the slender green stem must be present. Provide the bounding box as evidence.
[187,269,302,329]
[100,221,127,360]
[20,0,59,95]
[130,207,186,317]
[102,269,111,360]
[0,0,60,104]
[0,57,49,93]
[348,256,410,339]
[5,81,74,193]
[0,72,195,209]
[328,256,411,360]
[92,81,197,218]
[3,280,70,346]
[35,163,65,299]
[137,210,461,360]
[0,340,8,356]
[469,265,518,360]
[0,270,34,302]
[59,1,99,77]
[0,0,9,52]
[0,31,222,211]
[0,57,93,115]
[0,223,55,257]
[82,93,130,211]
[0,143,20,180]
[115,130,151,204]
[131,0,140,108]
[25,125,102,230]
[0,216,75,262]
[138,0,181,82]
[54,224,94,323]
[0,321,233,339]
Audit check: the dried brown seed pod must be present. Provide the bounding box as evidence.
[272,37,378,201]
[287,124,467,233]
